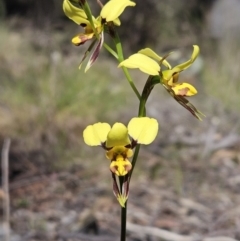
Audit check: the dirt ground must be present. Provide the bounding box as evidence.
[1,121,240,241]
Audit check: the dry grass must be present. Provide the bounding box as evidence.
[203,37,240,114]
[0,23,132,168]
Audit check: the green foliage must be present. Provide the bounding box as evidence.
[203,39,240,112]
[0,24,129,162]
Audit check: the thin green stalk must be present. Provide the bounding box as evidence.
[130,76,160,180]
[103,43,118,59]
[121,65,141,100]
[119,175,127,241]
[81,1,98,37]
[129,96,146,180]
[106,24,140,241]
[120,203,127,241]
[113,31,141,100]
[119,98,143,241]
[119,50,145,241]
[109,27,161,241]
[129,144,141,181]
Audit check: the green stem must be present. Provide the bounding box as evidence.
[120,203,127,241]
[120,76,161,241]
[108,26,161,241]
[130,75,161,180]
[119,175,128,241]
[81,2,140,99]
[81,1,99,37]
[103,43,118,59]
[107,25,140,241]
[129,144,140,181]
[113,31,141,100]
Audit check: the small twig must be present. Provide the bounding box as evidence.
[1,138,11,241]
[127,222,195,241]
[127,223,238,241]
[203,238,238,241]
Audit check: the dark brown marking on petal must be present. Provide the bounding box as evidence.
[78,0,86,7]
[163,84,203,120]
[112,173,120,197]
[75,35,91,46]
[121,174,130,199]
[86,31,104,69]
[124,164,132,172]
[78,38,97,68]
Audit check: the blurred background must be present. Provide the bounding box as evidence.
[0,0,240,240]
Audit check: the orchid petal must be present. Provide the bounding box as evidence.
[112,174,129,207]
[161,69,176,83]
[138,48,172,69]
[106,123,131,148]
[172,83,198,96]
[171,45,200,73]
[119,53,160,76]
[113,18,121,26]
[110,156,132,176]
[71,32,95,46]
[78,39,97,69]
[117,194,128,208]
[83,122,111,146]
[63,0,89,25]
[101,0,136,22]
[163,85,204,120]
[106,147,133,160]
[85,32,104,72]
[128,117,158,144]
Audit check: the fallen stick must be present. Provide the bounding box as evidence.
[127,222,194,241]
[127,222,238,241]
[1,138,11,241]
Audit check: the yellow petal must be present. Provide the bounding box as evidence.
[164,72,179,86]
[71,32,95,45]
[128,117,158,145]
[63,0,89,25]
[138,48,172,69]
[113,18,121,26]
[106,123,131,148]
[110,155,132,176]
[119,53,160,76]
[161,69,176,83]
[100,0,136,22]
[171,45,200,73]
[106,147,133,160]
[83,123,111,146]
[172,83,198,96]
[117,194,128,208]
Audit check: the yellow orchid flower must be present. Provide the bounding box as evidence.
[83,118,158,175]
[83,117,158,207]
[159,45,204,120]
[120,45,204,119]
[63,0,136,71]
[120,45,199,97]
[63,0,102,46]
